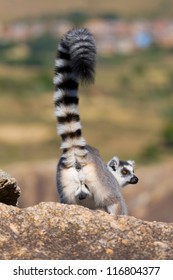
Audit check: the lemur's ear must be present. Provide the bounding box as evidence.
[108,156,120,171]
[127,160,135,167]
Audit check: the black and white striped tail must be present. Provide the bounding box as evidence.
[53,28,96,167]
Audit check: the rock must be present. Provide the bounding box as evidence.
[0,170,21,206]
[0,202,172,259]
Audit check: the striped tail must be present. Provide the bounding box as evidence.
[53,28,96,168]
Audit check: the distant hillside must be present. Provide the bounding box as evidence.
[0,0,173,23]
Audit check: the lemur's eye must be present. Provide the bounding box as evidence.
[121,168,129,175]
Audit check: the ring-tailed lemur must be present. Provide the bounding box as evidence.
[75,156,138,201]
[53,28,138,215]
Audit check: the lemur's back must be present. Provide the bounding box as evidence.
[54,28,127,215]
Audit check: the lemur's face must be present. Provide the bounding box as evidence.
[107,156,138,187]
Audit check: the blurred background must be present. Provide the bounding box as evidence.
[0,0,173,222]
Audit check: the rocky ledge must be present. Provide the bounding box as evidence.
[0,202,173,260]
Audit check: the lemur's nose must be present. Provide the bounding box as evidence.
[130,176,139,184]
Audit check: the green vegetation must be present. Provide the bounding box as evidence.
[0,72,51,97]
[139,144,161,164]
[161,107,173,151]
[162,122,173,149]
[0,33,57,67]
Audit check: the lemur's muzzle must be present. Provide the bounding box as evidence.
[129,176,138,184]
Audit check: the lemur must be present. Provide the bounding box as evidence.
[75,156,138,201]
[53,28,138,215]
